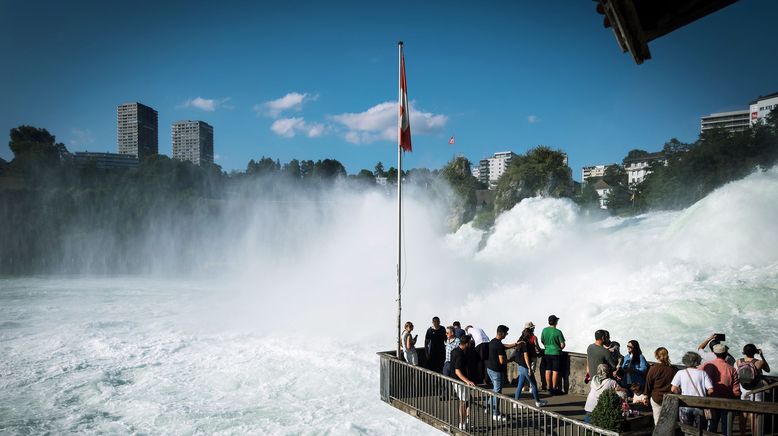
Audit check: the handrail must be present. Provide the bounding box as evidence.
[668,394,778,414]
[653,394,778,436]
[378,350,621,435]
[747,380,778,396]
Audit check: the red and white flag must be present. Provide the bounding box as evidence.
[399,45,412,152]
[448,135,455,145]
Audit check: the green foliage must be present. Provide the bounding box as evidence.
[574,181,602,211]
[355,169,375,184]
[601,165,638,215]
[374,161,385,178]
[623,149,649,163]
[640,120,778,210]
[472,209,495,230]
[590,388,625,431]
[439,156,479,228]
[7,126,69,183]
[494,146,573,213]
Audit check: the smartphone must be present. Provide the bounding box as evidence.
[714,333,725,342]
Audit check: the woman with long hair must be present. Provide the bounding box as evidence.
[621,339,648,390]
[643,347,677,425]
[513,328,548,407]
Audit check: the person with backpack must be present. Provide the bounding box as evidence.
[737,344,771,435]
[737,343,771,398]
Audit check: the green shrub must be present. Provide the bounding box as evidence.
[590,388,625,431]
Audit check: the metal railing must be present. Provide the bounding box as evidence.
[654,383,778,436]
[379,351,619,436]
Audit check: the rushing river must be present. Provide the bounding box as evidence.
[2,168,778,434]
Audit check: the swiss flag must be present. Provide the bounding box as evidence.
[399,46,412,152]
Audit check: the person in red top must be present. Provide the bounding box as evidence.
[702,343,741,433]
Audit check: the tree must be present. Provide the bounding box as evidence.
[602,165,634,214]
[355,169,376,184]
[374,161,386,178]
[300,160,315,179]
[7,126,69,184]
[590,388,625,431]
[283,159,302,180]
[246,156,280,176]
[439,156,479,229]
[494,146,573,212]
[623,149,650,163]
[312,159,346,180]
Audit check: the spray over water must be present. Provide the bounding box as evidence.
[1,168,777,434]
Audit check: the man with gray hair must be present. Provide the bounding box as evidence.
[442,326,461,377]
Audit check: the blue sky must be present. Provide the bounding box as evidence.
[1,0,777,180]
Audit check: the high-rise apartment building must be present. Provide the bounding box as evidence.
[171,120,214,166]
[117,102,158,160]
[749,92,778,126]
[700,110,750,133]
[700,91,778,133]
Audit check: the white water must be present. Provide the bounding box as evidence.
[2,168,778,434]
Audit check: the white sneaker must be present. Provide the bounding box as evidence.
[535,400,548,407]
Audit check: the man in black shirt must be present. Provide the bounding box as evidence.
[425,316,446,372]
[451,334,475,430]
[486,324,520,420]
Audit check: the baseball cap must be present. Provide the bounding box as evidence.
[548,315,560,324]
[524,321,535,329]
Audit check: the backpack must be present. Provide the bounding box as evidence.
[737,359,761,390]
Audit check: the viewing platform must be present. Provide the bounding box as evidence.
[378,349,778,435]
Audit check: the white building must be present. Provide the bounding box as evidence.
[750,92,778,126]
[471,166,480,179]
[592,179,612,209]
[700,110,750,133]
[624,152,665,185]
[582,164,612,183]
[172,120,214,166]
[700,92,778,133]
[481,151,517,190]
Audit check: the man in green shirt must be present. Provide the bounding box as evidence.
[540,315,565,395]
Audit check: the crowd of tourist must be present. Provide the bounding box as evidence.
[400,318,772,433]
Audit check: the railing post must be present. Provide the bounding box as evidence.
[652,394,680,436]
[379,355,390,402]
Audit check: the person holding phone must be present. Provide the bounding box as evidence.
[697,333,735,365]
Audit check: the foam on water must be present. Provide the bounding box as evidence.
[2,168,778,434]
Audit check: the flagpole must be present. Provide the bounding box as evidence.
[396,41,403,360]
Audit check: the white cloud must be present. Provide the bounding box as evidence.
[178,97,232,112]
[270,117,326,138]
[329,101,448,144]
[527,115,540,124]
[257,92,317,118]
[214,154,222,161]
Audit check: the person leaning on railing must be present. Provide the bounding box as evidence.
[642,347,677,425]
